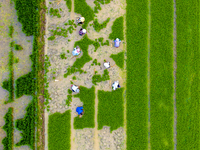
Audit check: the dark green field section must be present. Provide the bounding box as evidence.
[74,86,95,129]
[150,0,174,149]
[176,1,200,149]
[98,88,124,132]
[126,0,148,149]
[48,110,71,150]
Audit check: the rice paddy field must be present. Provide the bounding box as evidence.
[0,0,199,150]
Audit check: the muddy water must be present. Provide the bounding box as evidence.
[0,0,33,150]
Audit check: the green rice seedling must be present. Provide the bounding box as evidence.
[68,89,72,94]
[93,59,98,65]
[10,41,15,48]
[126,0,148,149]
[15,100,36,149]
[14,0,40,36]
[14,57,19,64]
[74,0,94,28]
[67,50,70,53]
[48,36,56,40]
[60,53,67,59]
[49,8,61,18]
[74,86,95,129]
[2,107,14,150]
[8,25,14,38]
[14,44,23,50]
[176,1,200,149]
[92,69,109,85]
[93,18,110,32]
[48,110,71,150]
[72,76,76,80]
[64,0,72,12]
[109,16,124,40]
[110,51,124,69]
[150,0,174,149]
[98,88,124,132]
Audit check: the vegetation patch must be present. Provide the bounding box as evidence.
[98,88,124,132]
[64,0,72,12]
[14,0,40,36]
[49,8,61,18]
[15,71,36,98]
[74,86,95,129]
[60,53,67,59]
[66,89,72,106]
[48,110,71,150]
[44,55,51,111]
[92,69,110,85]
[15,100,36,149]
[176,1,200,149]
[110,51,124,69]
[150,0,174,149]
[126,0,148,149]
[74,0,94,28]
[14,44,23,51]
[64,35,99,77]
[8,25,14,38]
[93,0,111,13]
[109,16,124,40]
[91,59,101,66]
[2,107,14,150]
[93,18,110,32]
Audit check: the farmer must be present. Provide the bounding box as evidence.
[114,38,121,48]
[77,17,85,24]
[72,46,81,56]
[103,61,110,69]
[71,85,80,93]
[112,81,121,90]
[79,28,87,36]
[76,106,84,118]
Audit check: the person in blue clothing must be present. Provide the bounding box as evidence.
[76,106,84,118]
[114,38,121,48]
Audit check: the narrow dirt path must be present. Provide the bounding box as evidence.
[173,0,177,149]
[148,0,151,149]
[94,87,99,150]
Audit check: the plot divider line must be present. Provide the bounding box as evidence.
[173,0,177,149]
[148,0,151,149]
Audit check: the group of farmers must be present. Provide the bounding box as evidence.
[72,17,122,118]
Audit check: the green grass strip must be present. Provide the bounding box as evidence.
[15,99,36,149]
[2,107,14,150]
[74,86,95,129]
[98,88,124,132]
[74,0,94,28]
[176,1,200,149]
[109,16,124,40]
[150,0,174,149]
[48,110,71,150]
[110,51,124,69]
[64,0,72,12]
[126,0,148,149]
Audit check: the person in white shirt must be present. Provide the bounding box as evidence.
[71,85,80,93]
[103,61,110,69]
[77,17,85,24]
[112,81,121,90]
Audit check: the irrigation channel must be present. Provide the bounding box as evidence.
[0,0,200,150]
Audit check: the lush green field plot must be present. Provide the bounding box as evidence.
[15,100,36,149]
[48,110,71,150]
[109,16,124,40]
[110,51,124,69]
[176,1,200,149]
[74,86,95,129]
[98,88,124,132]
[2,107,14,150]
[126,0,148,149]
[150,0,174,149]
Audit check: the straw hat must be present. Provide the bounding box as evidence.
[82,29,86,34]
[80,17,85,22]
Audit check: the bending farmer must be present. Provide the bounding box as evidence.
[114,38,121,48]
[76,106,84,118]
[79,28,87,36]
[77,17,85,24]
[72,46,81,56]
[71,85,80,93]
[112,81,121,90]
[103,61,110,69]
